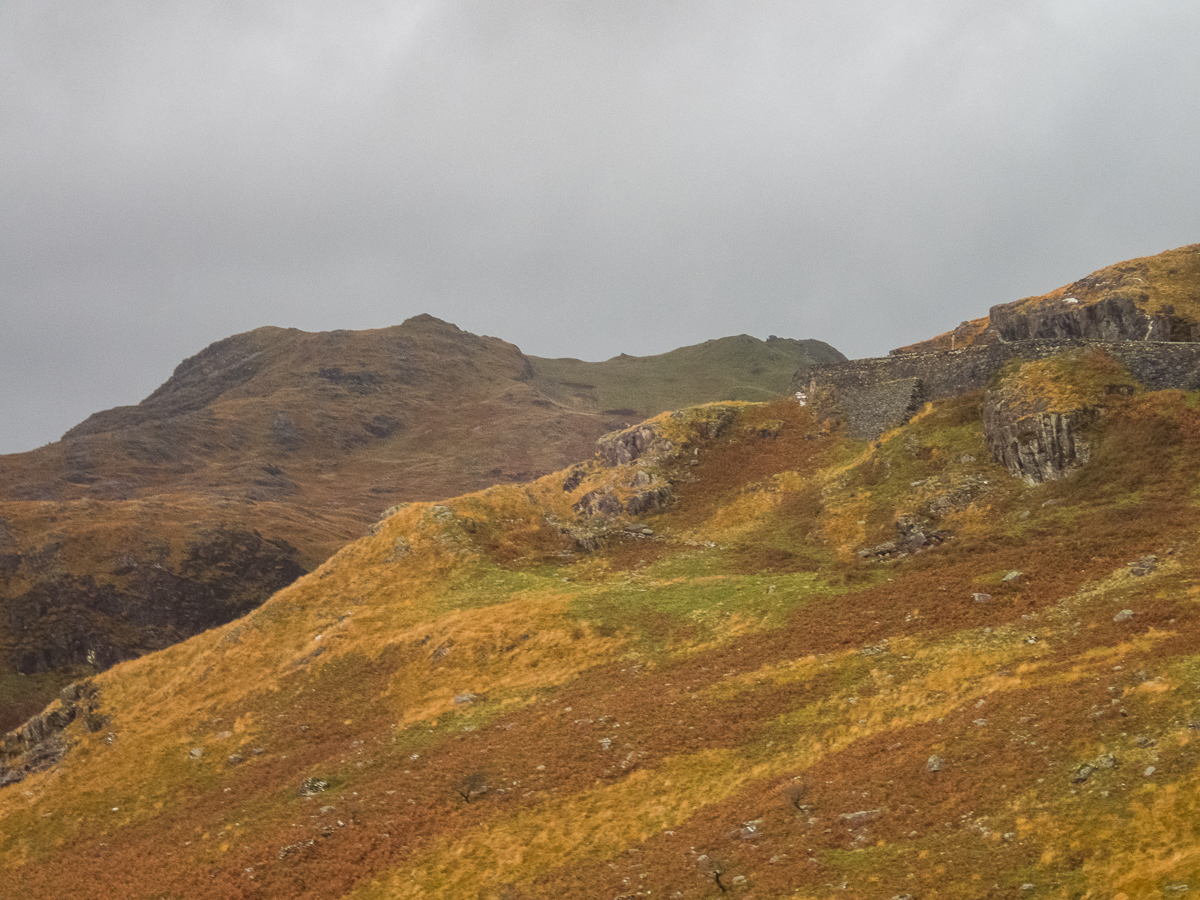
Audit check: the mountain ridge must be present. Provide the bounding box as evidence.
[0,319,841,730]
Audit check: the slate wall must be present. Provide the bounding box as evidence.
[793,340,1200,439]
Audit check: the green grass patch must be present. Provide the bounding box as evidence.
[567,570,835,649]
[530,334,844,416]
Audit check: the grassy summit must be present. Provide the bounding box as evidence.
[532,334,845,416]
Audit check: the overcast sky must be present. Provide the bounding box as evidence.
[2,1,1198,454]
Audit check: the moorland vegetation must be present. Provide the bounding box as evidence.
[2,245,1200,898]
[4,362,1200,897]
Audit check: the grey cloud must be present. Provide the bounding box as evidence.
[2,0,1199,453]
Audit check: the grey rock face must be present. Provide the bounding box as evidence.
[983,395,1097,483]
[798,338,1200,442]
[573,489,623,518]
[989,294,1194,343]
[623,485,675,516]
[597,424,663,467]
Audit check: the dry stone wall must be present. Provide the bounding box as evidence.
[793,339,1200,439]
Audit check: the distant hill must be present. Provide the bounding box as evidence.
[894,242,1200,354]
[0,316,843,507]
[532,334,844,416]
[0,316,842,728]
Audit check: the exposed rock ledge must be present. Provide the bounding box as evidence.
[559,405,742,548]
[0,680,106,787]
[982,402,1097,484]
[989,294,1198,344]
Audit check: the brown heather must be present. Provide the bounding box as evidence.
[5,356,1200,898]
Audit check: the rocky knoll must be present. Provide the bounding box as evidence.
[981,350,1137,483]
[895,242,1200,354]
[568,403,741,530]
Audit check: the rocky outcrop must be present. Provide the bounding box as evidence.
[989,294,1198,343]
[597,424,666,467]
[595,405,739,468]
[573,489,624,518]
[623,481,675,516]
[0,680,105,787]
[572,481,675,520]
[982,395,1098,484]
[893,244,1200,354]
[560,406,745,550]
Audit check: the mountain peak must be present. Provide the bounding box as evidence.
[399,312,465,333]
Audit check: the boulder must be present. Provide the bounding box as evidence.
[597,425,662,467]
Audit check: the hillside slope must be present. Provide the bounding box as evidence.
[895,242,1200,353]
[0,317,841,729]
[5,349,1200,898]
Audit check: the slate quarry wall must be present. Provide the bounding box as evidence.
[793,339,1200,439]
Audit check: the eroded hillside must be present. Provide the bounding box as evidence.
[0,317,840,730]
[4,351,1200,898]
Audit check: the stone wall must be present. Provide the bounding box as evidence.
[793,339,1200,439]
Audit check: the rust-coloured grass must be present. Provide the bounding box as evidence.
[5,383,1200,898]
